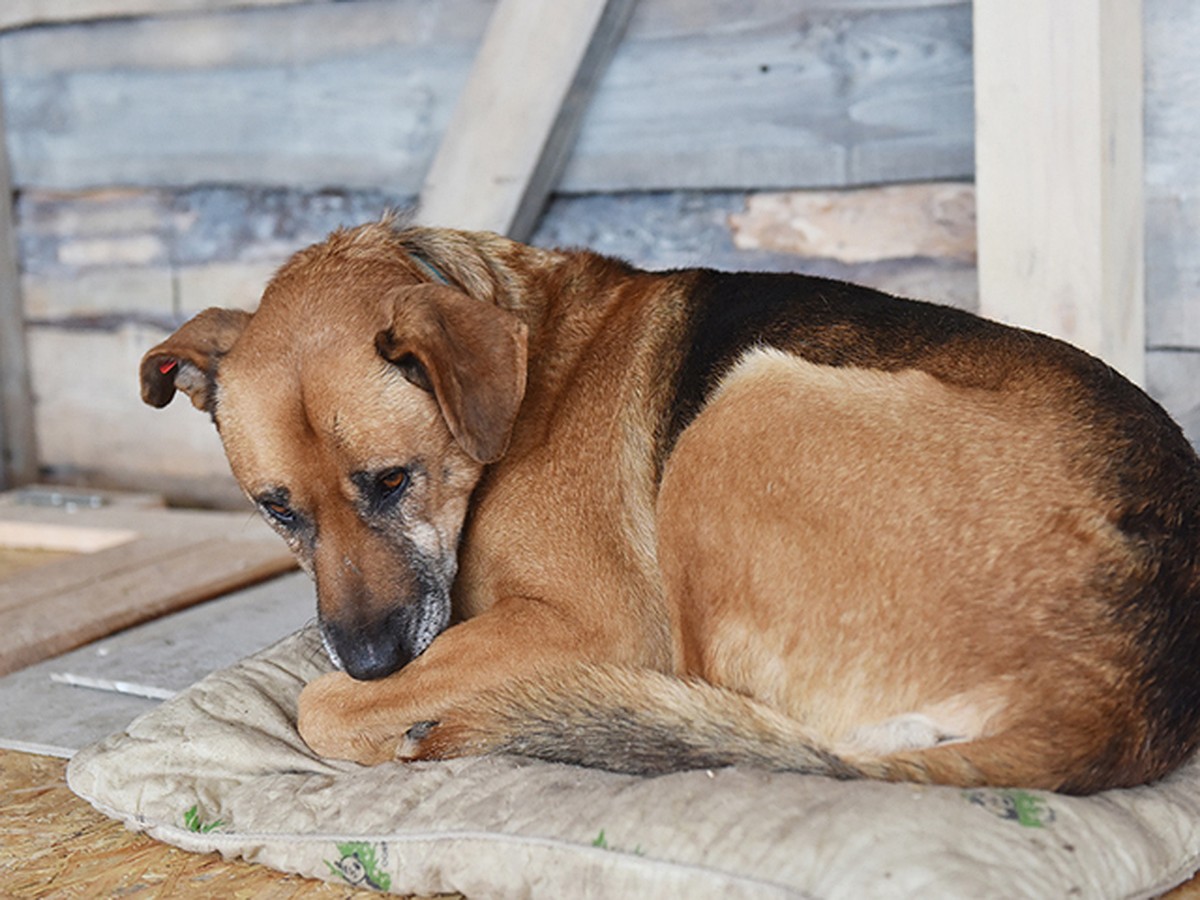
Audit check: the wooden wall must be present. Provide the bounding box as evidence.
[1145,0,1200,441]
[0,0,1197,503]
[0,0,974,194]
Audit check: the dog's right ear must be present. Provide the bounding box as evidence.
[140,308,251,413]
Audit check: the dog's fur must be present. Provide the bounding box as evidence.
[141,220,1200,793]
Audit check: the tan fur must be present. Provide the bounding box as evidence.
[140,220,1200,793]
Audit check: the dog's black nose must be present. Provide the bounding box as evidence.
[324,610,416,681]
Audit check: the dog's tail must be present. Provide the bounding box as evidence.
[444,664,1033,788]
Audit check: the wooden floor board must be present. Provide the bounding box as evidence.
[0,750,406,899]
[0,491,296,676]
[0,571,316,756]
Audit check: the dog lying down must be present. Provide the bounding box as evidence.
[141,220,1200,794]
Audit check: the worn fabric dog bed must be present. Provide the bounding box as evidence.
[68,626,1200,898]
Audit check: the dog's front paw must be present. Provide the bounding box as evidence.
[297,672,478,765]
[297,671,405,765]
[393,719,444,760]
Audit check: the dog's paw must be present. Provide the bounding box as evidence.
[297,671,404,765]
[297,672,481,765]
[392,715,487,762]
[394,719,442,760]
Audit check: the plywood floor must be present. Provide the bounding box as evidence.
[0,749,396,898]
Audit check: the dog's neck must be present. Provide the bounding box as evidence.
[397,225,642,362]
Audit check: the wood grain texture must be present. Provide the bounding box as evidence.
[0,85,37,490]
[974,0,1144,382]
[0,0,973,193]
[1,750,1198,897]
[1145,0,1200,348]
[0,571,315,756]
[0,0,307,32]
[419,0,637,238]
[562,2,974,192]
[0,750,410,899]
[0,503,295,676]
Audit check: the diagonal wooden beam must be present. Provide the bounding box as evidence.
[418,0,638,240]
[974,0,1144,383]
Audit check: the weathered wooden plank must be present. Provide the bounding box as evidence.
[0,571,315,757]
[0,0,307,32]
[1144,0,1200,349]
[0,0,974,194]
[1147,349,1200,451]
[564,3,974,192]
[1144,0,1200,194]
[0,534,194,614]
[0,520,137,554]
[419,0,637,238]
[25,325,245,509]
[0,535,295,676]
[974,0,1144,382]
[0,85,37,490]
[729,183,976,265]
[1146,193,1200,349]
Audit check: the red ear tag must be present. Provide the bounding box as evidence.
[158,359,178,375]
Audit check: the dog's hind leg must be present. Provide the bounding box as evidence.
[849,727,1135,794]
[645,347,1151,791]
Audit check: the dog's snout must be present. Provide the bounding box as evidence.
[325,608,419,681]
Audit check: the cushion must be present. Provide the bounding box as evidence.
[68,626,1200,898]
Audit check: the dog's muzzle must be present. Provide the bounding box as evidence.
[322,593,450,681]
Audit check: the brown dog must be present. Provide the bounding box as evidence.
[141,219,1200,794]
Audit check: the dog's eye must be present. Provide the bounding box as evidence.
[261,500,295,525]
[377,467,410,500]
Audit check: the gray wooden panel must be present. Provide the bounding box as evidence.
[0,0,973,193]
[1146,193,1200,348]
[563,3,974,191]
[0,86,37,489]
[0,0,307,31]
[1144,0,1200,349]
[0,571,316,757]
[1148,349,1200,451]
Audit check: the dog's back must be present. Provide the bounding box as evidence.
[435,261,1200,794]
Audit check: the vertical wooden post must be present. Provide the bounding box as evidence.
[418,0,637,240]
[0,82,38,489]
[974,0,1144,382]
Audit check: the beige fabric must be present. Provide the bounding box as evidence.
[68,626,1200,898]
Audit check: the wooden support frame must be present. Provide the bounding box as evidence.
[974,0,1145,383]
[418,0,638,240]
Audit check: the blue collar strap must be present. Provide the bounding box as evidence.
[410,252,452,286]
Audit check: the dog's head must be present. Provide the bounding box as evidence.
[139,225,528,680]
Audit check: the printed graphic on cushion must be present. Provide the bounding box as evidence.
[326,841,392,891]
[182,804,225,834]
[963,789,1056,828]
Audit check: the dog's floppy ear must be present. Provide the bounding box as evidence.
[378,284,528,464]
[140,307,251,413]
